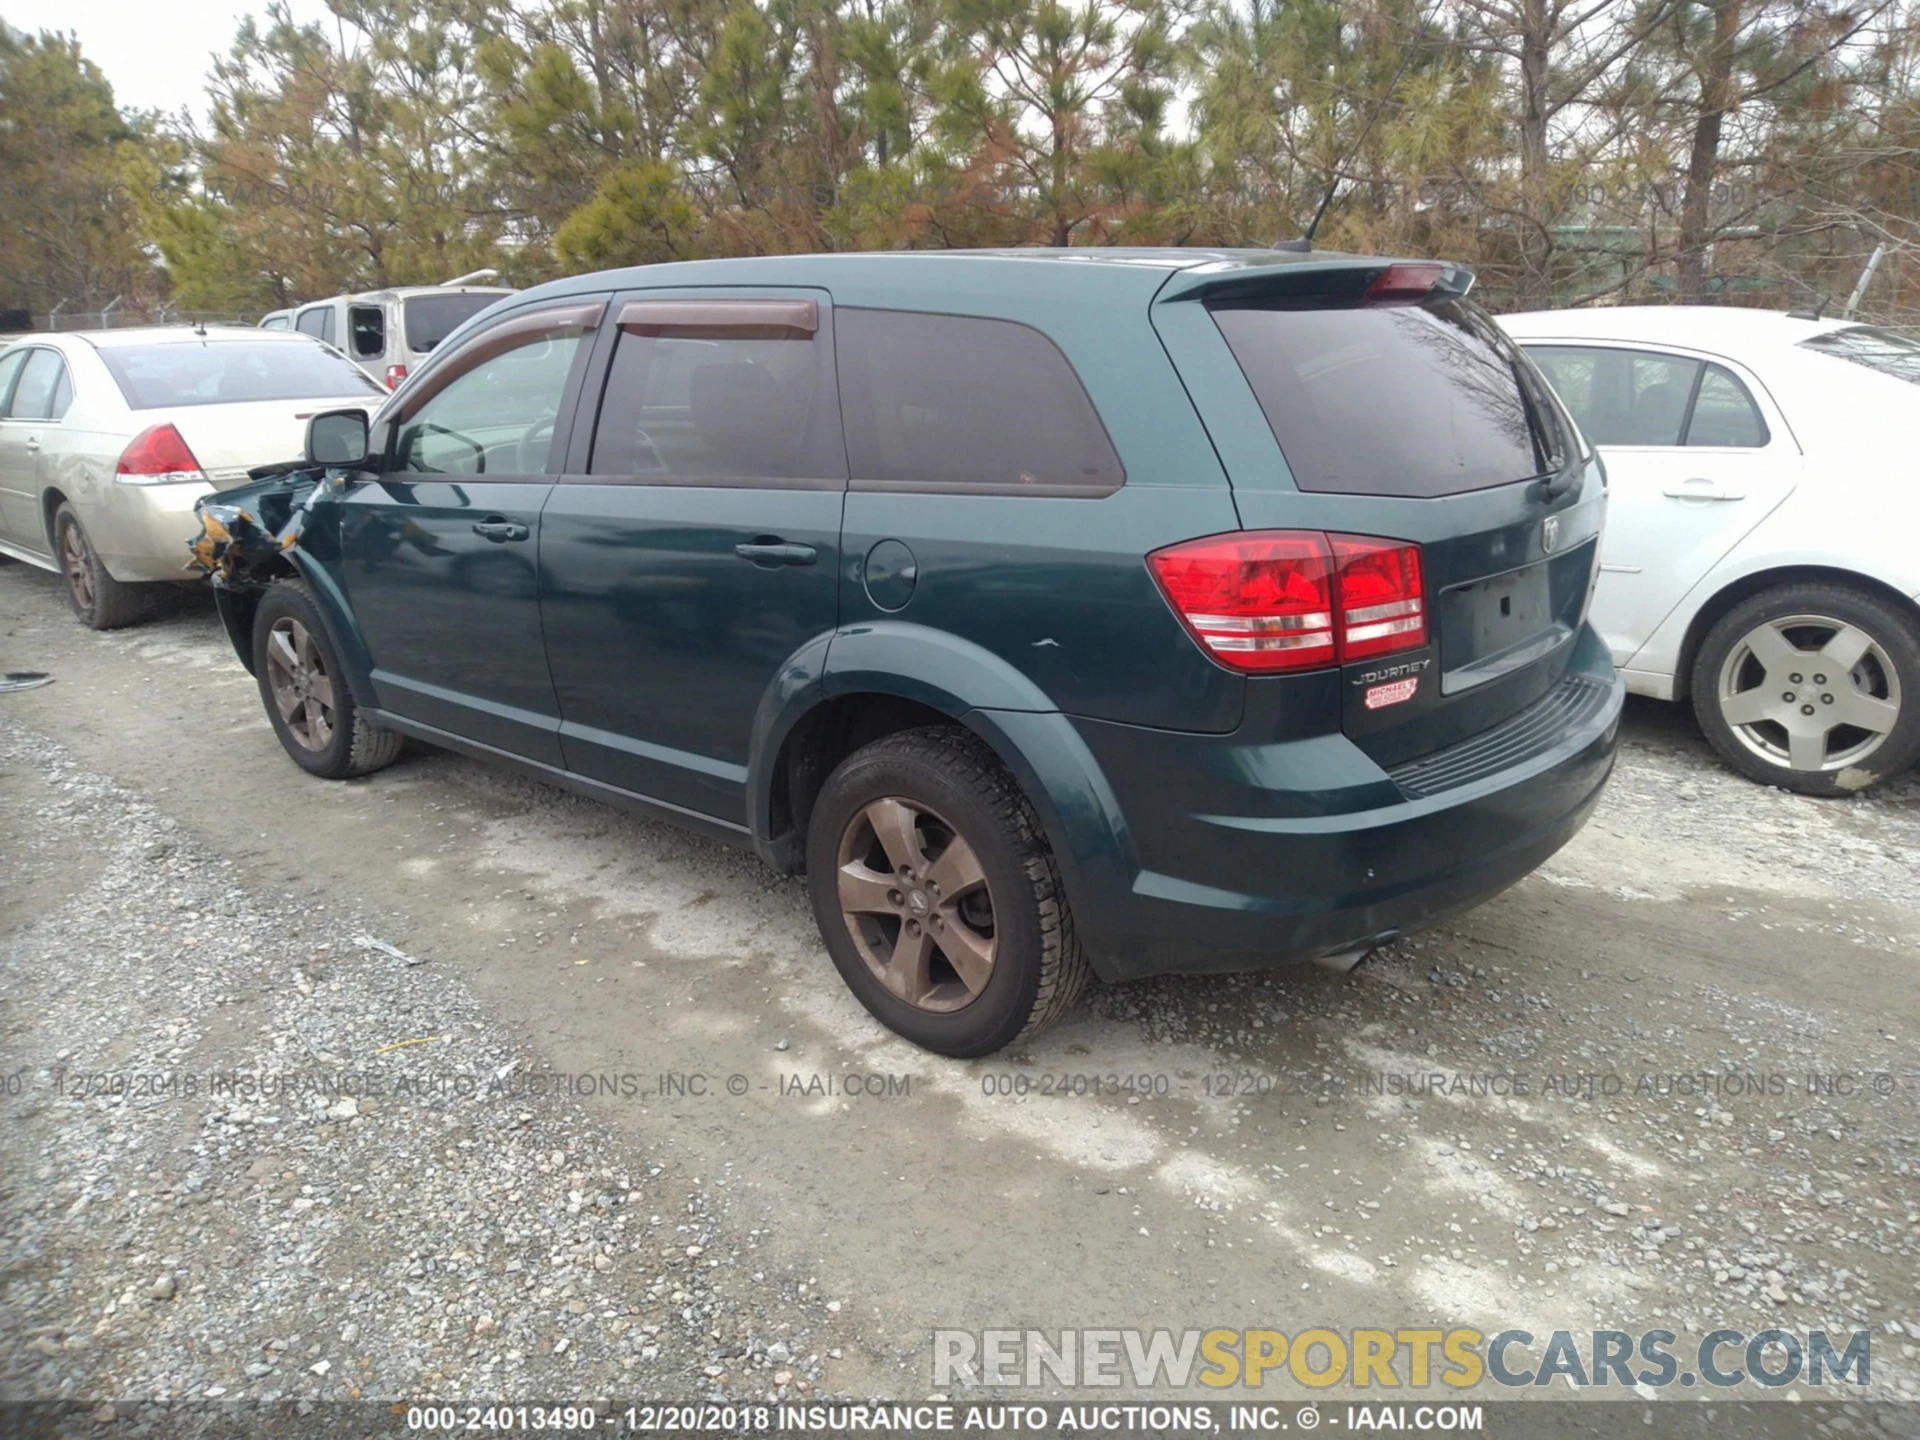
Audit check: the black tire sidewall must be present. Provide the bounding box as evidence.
[252,582,359,778]
[1691,584,1920,796]
[806,741,1046,1057]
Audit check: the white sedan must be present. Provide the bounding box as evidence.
[1501,307,1920,796]
[0,326,383,628]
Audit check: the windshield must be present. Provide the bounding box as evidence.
[99,340,385,409]
[404,293,504,354]
[1797,325,1920,385]
[1210,295,1568,497]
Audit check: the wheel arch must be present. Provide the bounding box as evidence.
[748,625,1139,977]
[1673,565,1920,703]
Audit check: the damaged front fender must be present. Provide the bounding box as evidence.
[190,462,354,675]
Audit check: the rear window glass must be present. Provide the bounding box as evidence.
[590,326,842,481]
[405,294,502,354]
[836,308,1124,492]
[100,340,384,409]
[1211,298,1553,496]
[1797,325,1920,385]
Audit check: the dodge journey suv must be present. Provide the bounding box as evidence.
[194,248,1623,1056]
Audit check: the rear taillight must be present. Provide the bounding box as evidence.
[1148,530,1426,674]
[385,364,409,390]
[1329,534,1427,660]
[115,424,207,485]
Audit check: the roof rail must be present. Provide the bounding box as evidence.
[441,269,500,287]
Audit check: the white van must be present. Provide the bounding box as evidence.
[273,272,515,389]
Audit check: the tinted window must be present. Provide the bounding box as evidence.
[10,349,69,420]
[0,348,28,416]
[1213,298,1548,496]
[1526,346,1701,447]
[403,293,501,354]
[295,306,334,345]
[590,326,840,481]
[99,340,384,408]
[348,305,386,359]
[394,328,584,476]
[1798,325,1920,385]
[1686,364,1768,447]
[835,308,1123,492]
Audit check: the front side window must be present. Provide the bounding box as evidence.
[10,349,71,420]
[349,305,386,359]
[393,325,586,476]
[99,341,382,408]
[835,308,1123,493]
[589,302,841,482]
[295,306,335,345]
[1526,346,1768,448]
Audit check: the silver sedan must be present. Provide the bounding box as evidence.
[0,326,383,627]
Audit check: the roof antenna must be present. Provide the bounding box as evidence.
[1785,297,1828,321]
[1273,4,1436,254]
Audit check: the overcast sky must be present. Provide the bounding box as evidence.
[6,0,332,121]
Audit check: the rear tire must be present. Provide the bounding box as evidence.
[1690,582,1920,797]
[252,580,403,780]
[54,504,149,629]
[805,727,1089,1057]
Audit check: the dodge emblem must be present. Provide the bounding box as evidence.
[1542,514,1560,554]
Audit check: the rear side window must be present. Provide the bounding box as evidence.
[10,349,71,420]
[404,294,500,354]
[589,315,841,482]
[835,308,1124,493]
[295,306,335,345]
[1212,298,1550,496]
[348,305,386,359]
[1526,346,1768,448]
[0,348,28,415]
[99,341,384,408]
[260,314,291,330]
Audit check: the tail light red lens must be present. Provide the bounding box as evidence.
[1148,530,1425,673]
[385,364,409,390]
[1147,532,1336,671]
[1329,534,1427,660]
[115,423,206,485]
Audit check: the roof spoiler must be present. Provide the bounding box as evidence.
[1159,257,1475,306]
[441,269,500,287]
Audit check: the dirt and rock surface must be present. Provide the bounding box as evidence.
[2,561,1917,1424]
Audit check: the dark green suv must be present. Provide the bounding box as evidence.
[197,248,1622,1056]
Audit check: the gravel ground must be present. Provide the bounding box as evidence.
[0,719,844,1411]
[2,564,1918,1427]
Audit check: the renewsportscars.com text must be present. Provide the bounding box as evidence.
[932,1327,1872,1390]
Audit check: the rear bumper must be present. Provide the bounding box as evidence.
[1063,625,1623,980]
[89,480,213,582]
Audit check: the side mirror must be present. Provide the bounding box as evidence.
[306,408,371,467]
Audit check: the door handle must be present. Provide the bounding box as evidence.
[1661,477,1746,501]
[734,540,818,567]
[472,518,530,542]
[24,436,40,452]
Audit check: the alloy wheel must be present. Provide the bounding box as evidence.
[61,522,94,611]
[834,795,997,1012]
[1716,613,1902,773]
[265,616,338,752]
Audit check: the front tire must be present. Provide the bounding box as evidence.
[805,727,1089,1057]
[252,580,404,780]
[1691,582,1920,796]
[54,503,149,629]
